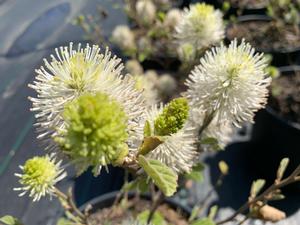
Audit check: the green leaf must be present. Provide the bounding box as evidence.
[137,177,150,193]
[191,218,216,225]
[144,120,152,137]
[157,11,166,22]
[208,205,218,220]
[277,158,289,181]
[189,206,201,222]
[0,216,22,225]
[57,218,75,225]
[271,193,285,201]
[138,136,163,155]
[185,170,204,182]
[122,180,139,192]
[137,210,166,225]
[201,137,222,151]
[185,163,205,182]
[250,179,266,198]
[138,155,178,196]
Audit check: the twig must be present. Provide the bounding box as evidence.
[216,165,300,225]
[147,189,164,224]
[189,173,225,221]
[54,187,88,224]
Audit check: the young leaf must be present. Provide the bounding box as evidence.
[201,137,222,151]
[138,155,178,196]
[137,210,166,225]
[184,170,204,182]
[122,180,139,192]
[57,218,75,225]
[137,177,150,193]
[250,179,266,198]
[208,205,218,220]
[189,206,201,222]
[138,136,163,155]
[184,163,205,182]
[277,158,289,181]
[144,120,152,137]
[0,216,22,225]
[191,218,216,225]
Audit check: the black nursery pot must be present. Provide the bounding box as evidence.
[226,15,300,66]
[78,191,191,221]
[250,66,300,191]
[74,166,127,206]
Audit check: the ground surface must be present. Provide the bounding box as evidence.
[0,1,298,225]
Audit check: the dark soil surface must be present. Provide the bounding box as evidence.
[227,20,300,51]
[87,198,189,225]
[269,72,300,124]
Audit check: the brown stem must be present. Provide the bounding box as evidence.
[147,190,164,224]
[216,165,300,225]
[198,111,215,138]
[54,187,88,224]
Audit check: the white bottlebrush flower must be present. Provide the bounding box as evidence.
[136,0,157,25]
[29,43,146,165]
[157,73,177,96]
[186,39,271,128]
[177,43,196,62]
[134,73,159,107]
[175,3,224,51]
[164,9,182,29]
[112,25,136,51]
[144,99,198,173]
[14,155,66,202]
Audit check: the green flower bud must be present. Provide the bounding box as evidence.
[55,92,128,175]
[154,97,189,136]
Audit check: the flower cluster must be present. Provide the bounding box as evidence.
[29,43,146,174]
[15,36,270,205]
[55,93,129,175]
[142,98,198,173]
[175,3,225,52]
[14,155,66,201]
[186,39,271,128]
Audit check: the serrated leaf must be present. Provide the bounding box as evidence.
[277,158,289,181]
[251,179,266,198]
[0,216,22,225]
[218,161,229,175]
[57,218,75,225]
[137,210,166,225]
[138,155,178,196]
[191,218,216,225]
